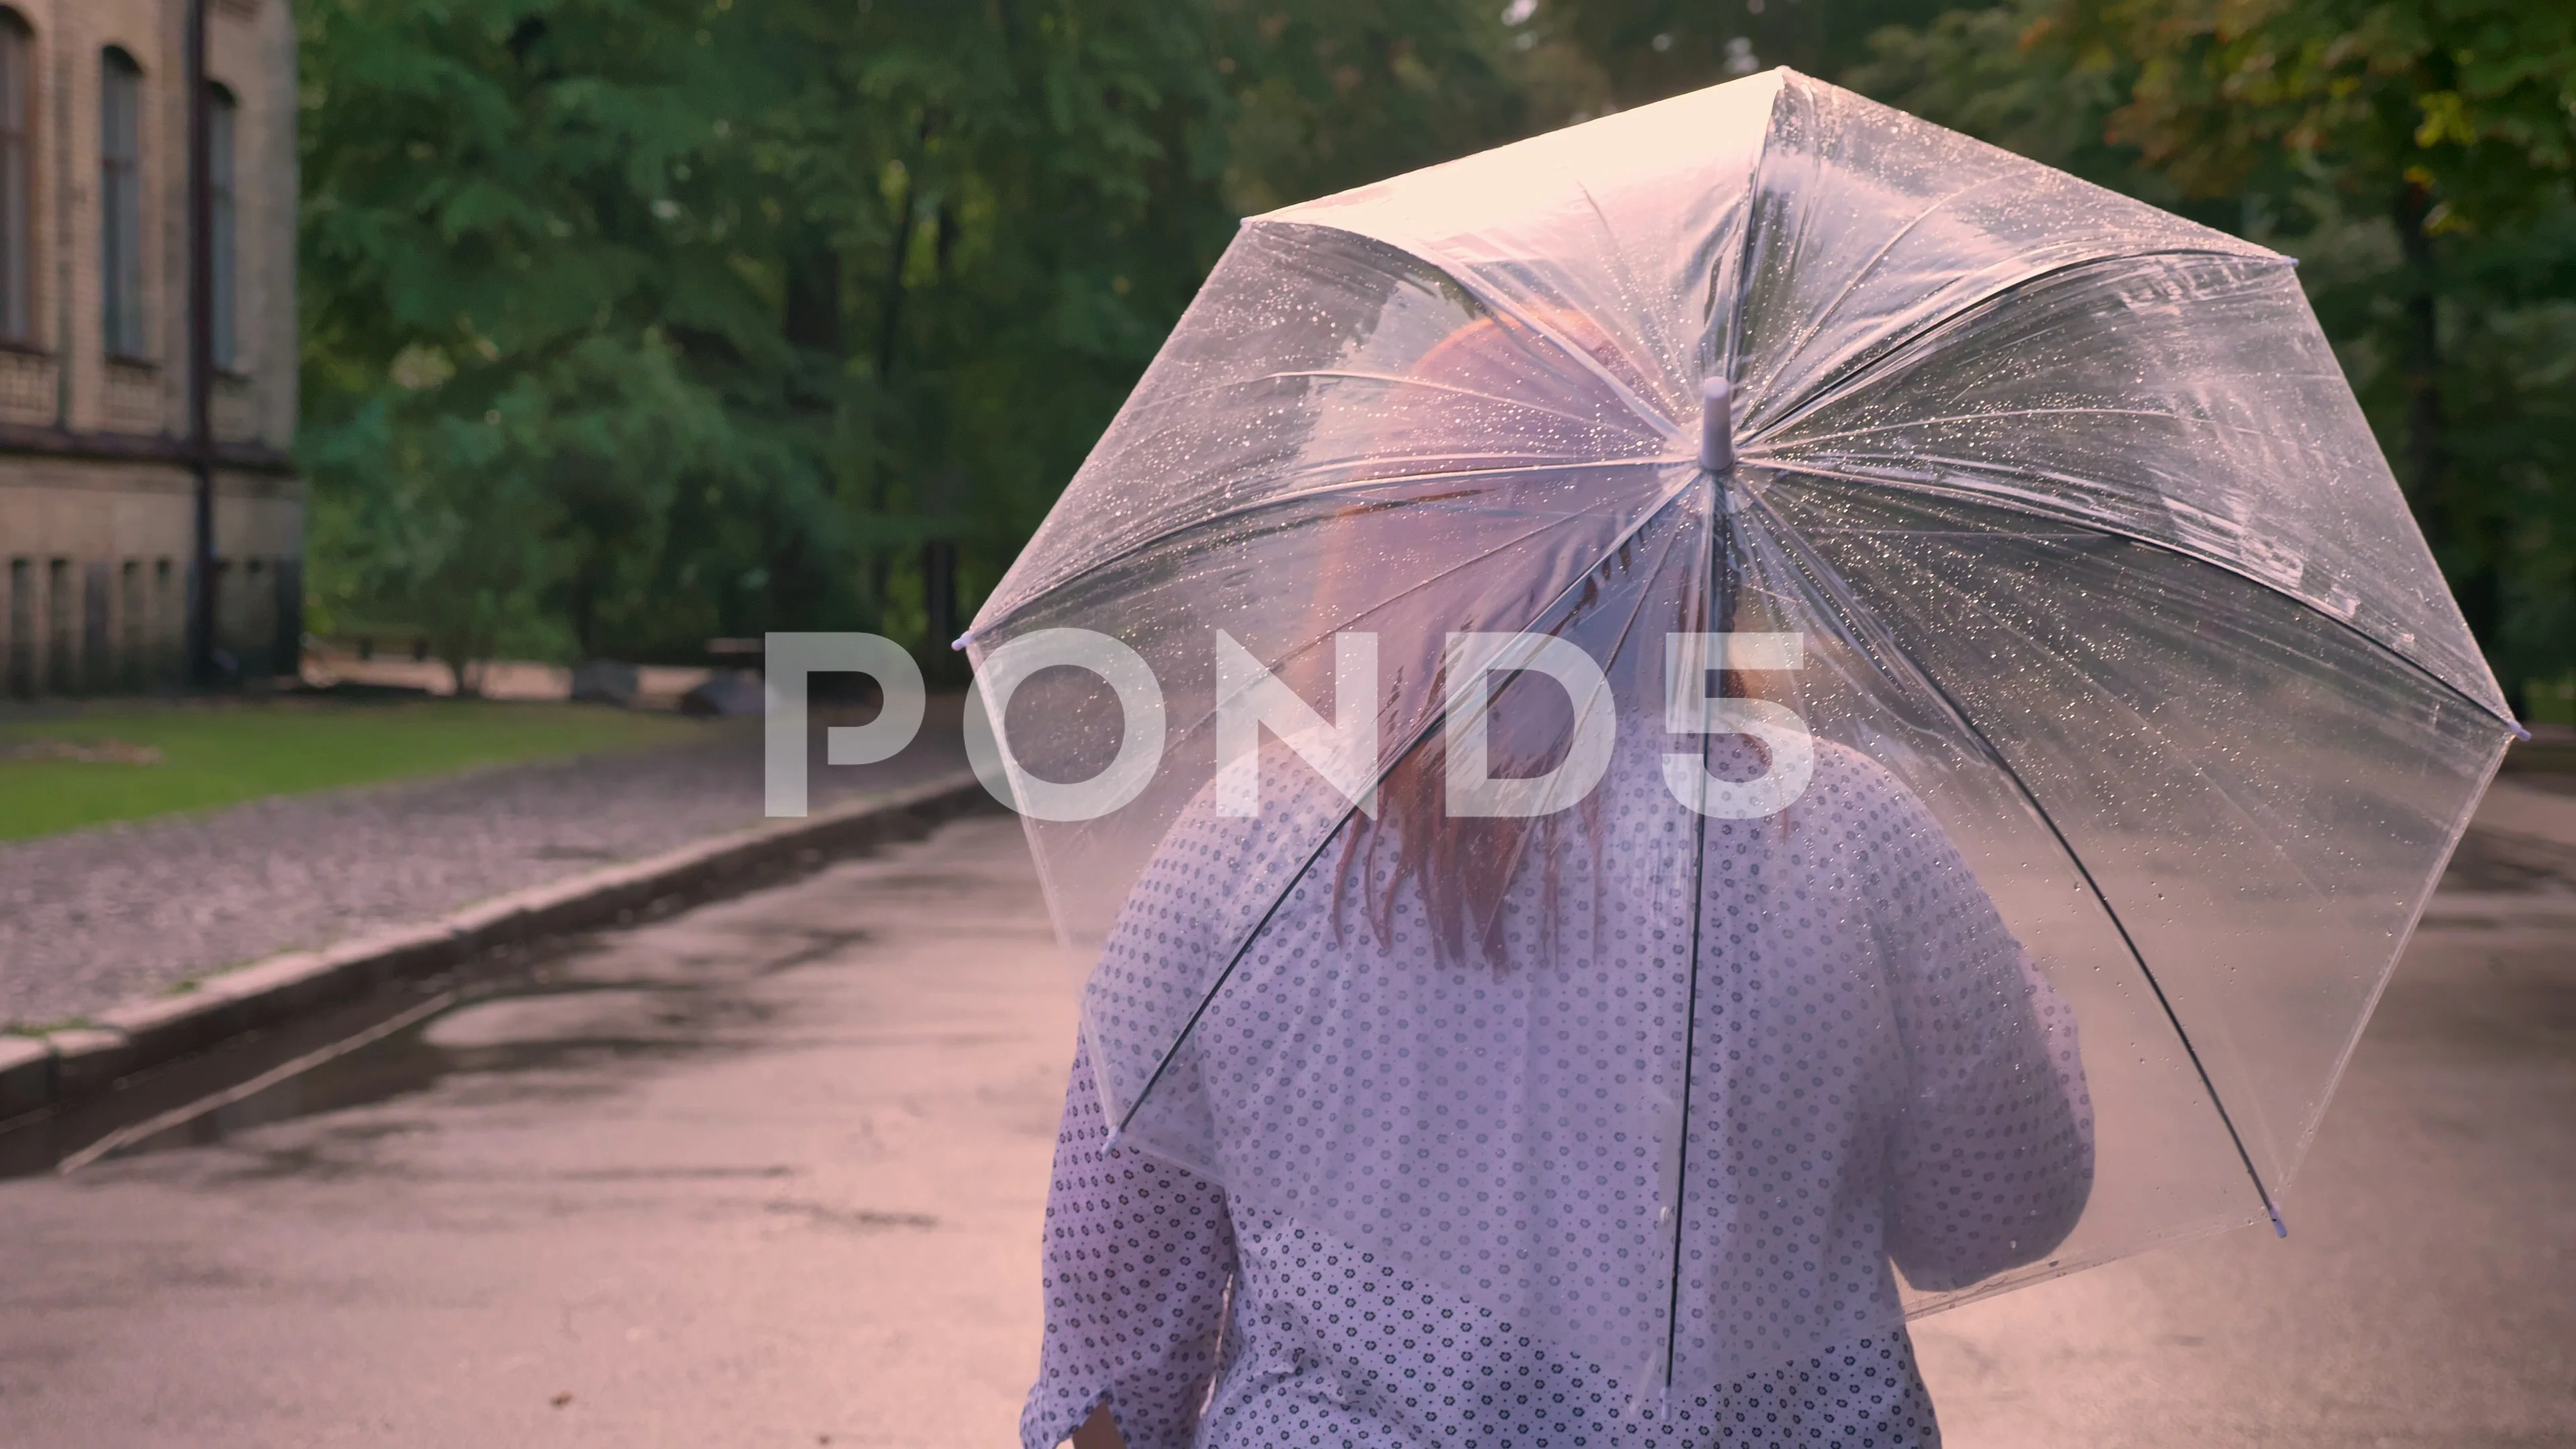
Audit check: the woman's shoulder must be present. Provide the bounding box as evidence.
[1767,737,1964,870]
[1803,738,1926,812]
[1698,733,1932,830]
[1131,747,1363,934]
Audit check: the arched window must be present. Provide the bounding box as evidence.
[100,46,144,360]
[0,10,33,343]
[209,83,235,369]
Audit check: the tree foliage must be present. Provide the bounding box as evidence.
[1853,0,2576,698]
[299,0,2576,702]
[297,0,1524,676]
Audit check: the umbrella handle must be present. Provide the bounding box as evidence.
[1699,376,1736,474]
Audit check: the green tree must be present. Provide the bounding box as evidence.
[299,0,1536,676]
[1503,0,1957,122]
[299,0,797,672]
[1211,0,1527,212]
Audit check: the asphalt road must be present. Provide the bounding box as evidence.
[0,815,1079,1448]
[0,812,2568,1448]
[1912,893,2576,1448]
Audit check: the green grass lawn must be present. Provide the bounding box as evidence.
[0,699,710,842]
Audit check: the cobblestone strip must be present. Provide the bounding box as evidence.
[1,708,972,1028]
[0,771,987,1123]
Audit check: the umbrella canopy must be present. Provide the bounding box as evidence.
[965,68,2515,1397]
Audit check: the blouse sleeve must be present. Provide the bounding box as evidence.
[1020,1034,1238,1449]
[1871,788,2096,1292]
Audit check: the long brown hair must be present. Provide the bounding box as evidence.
[1332,658,1786,969]
[1335,665,1593,968]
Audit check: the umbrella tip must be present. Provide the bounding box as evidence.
[951,631,973,653]
[2268,1203,2288,1238]
[1699,376,1735,473]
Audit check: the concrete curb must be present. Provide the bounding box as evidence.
[0,772,989,1125]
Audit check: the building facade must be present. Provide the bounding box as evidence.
[0,0,297,698]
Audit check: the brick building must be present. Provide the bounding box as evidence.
[0,0,297,698]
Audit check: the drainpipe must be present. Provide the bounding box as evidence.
[184,0,217,686]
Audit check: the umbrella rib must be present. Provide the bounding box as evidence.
[1130,368,1653,433]
[1759,459,2516,732]
[1661,476,1723,1389]
[1745,172,2021,410]
[1760,405,2294,451]
[1242,216,1682,439]
[1662,785,1715,1389]
[1568,176,1691,401]
[1740,249,2296,449]
[1458,492,1701,957]
[1746,487,2292,1239]
[1140,505,1653,771]
[1777,497,2354,922]
[1721,73,1803,390]
[1110,474,1703,1140]
[975,458,1678,643]
[1394,245,1684,441]
[1275,370,1652,429]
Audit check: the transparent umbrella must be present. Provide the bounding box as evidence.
[964,69,2516,1403]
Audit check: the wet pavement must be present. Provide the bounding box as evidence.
[0,814,1077,1448]
[0,810,2569,1448]
[1913,894,2576,1448]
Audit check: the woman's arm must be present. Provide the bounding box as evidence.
[1872,794,2095,1292]
[1022,1036,1237,1449]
